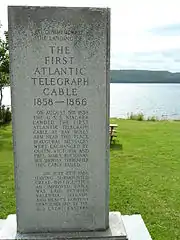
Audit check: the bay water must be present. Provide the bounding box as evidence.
[3,84,180,120]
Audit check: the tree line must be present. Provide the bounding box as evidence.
[0,26,11,125]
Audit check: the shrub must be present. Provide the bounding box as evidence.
[147,116,157,121]
[128,112,144,121]
[0,106,12,125]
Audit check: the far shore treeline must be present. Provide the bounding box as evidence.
[111,70,180,83]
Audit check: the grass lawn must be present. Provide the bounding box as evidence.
[1,120,180,239]
[0,125,15,219]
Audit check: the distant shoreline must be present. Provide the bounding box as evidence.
[110,82,180,84]
[111,69,180,83]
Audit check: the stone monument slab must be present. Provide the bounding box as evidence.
[16,212,128,239]
[8,6,110,234]
[0,213,153,240]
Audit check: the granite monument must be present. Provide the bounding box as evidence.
[8,6,128,239]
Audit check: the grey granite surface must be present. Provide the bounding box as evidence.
[0,213,153,240]
[8,6,110,233]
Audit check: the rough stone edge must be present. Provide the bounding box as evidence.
[0,212,128,240]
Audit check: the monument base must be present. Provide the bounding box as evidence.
[1,212,128,240]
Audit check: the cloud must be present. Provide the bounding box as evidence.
[148,23,180,36]
[111,49,180,72]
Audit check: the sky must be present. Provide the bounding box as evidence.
[1,0,180,72]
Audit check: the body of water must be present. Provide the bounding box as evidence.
[110,83,180,119]
[3,84,180,120]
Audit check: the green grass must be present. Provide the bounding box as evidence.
[1,121,180,239]
[110,119,180,240]
[0,125,15,218]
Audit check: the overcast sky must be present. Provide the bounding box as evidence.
[1,0,180,72]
